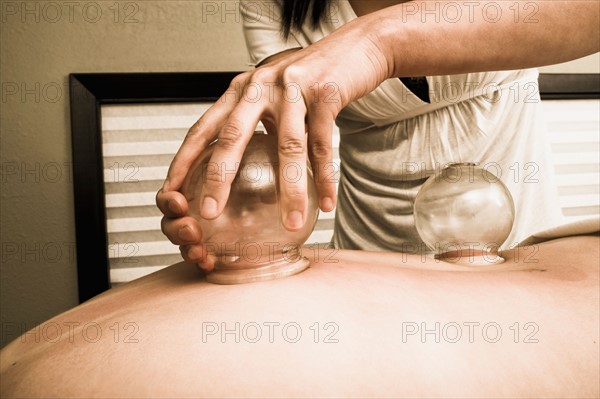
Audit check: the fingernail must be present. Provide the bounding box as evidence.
[321,196,334,212]
[285,210,304,231]
[168,198,182,214]
[162,178,170,191]
[178,225,195,242]
[201,196,218,218]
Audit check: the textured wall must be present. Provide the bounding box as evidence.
[0,0,249,348]
[1,0,598,348]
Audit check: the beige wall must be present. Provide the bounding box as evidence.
[1,0,598,348]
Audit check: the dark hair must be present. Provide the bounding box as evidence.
[281,0,332,38]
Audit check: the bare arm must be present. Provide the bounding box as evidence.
[369,0,600,77]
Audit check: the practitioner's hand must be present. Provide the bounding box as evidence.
[156,189,215,271]
[161,16,391,232]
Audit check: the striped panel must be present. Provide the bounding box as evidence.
[543,100,600,222]
[102,99,599,284]
[101,103,340,284]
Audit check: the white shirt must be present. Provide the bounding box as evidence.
[241,0,564,251]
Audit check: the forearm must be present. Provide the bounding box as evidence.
[364,0,600,78]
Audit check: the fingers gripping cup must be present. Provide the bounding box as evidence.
[181,132,319,284]
[413,163,515,265]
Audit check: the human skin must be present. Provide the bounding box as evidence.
[1,234,598,398]
[157,0,600,269]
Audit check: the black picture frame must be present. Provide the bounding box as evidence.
[69,72,239,302]
[70,72,599,303]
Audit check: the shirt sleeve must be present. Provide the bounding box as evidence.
[240,1,302,66]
